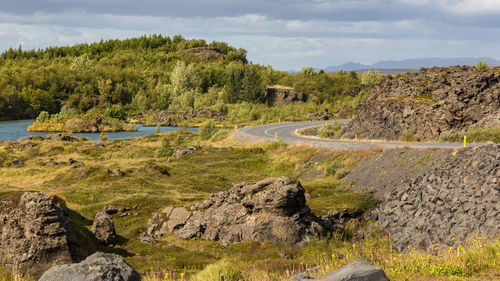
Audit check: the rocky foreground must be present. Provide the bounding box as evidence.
[374,144,500,252]
[341,66,500,141]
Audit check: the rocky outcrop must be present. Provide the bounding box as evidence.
[373,145,500,253]
[0,192,74,279]
[137,108,226,126]
[341,66,500,141]
[177,47,223,60]
[144,177,335,246]
[173,145,200,158]
[91,211,117,245]
[39,252,141,281]
[265,85,308,105]
[289,258,390,281]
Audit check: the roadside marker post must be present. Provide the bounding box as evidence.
[325,121,328,126]
[355,134,358,141]
[279,119,281,124]
[464,136,467,148]
[275,132,277,141]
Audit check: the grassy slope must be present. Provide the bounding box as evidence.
[0,132,498,281]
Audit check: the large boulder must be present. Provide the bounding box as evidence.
[39,252,141,281]
[0,192,74,279]
[145,177,334,246]
[289,259,389,281]
[91,211,117,245]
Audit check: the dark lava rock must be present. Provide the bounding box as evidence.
[7,158,24,167]
[264,85,308,106]
[144,177,334,246]
[50,133,77,142]
[39,252,141,281]
[375,145,500,253]
[341,66,500,141]
[107,168,126,177]
[91,211,117,245]
[0,192,74,279]
[173,145,200,159]
[289,258,389,281]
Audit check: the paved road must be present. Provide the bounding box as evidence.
[236,120,487,150]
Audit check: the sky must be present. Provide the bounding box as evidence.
[1,0,500,70]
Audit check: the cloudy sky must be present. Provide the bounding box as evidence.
[1,0,500,70]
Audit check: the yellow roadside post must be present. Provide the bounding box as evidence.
[279,118,281,124]
[275,132,277,141]
[355,134,358,141]
[463,135,467,148]
[325,121,328,126]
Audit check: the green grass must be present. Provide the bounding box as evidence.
[0,133,498,281]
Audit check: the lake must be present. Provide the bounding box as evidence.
[0,119,198,141]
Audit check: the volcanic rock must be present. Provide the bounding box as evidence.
[0,192,74,279]
[374,145,500,253]
[341,66,500,141]
[91,211,117,245]
[145,177,334,246]
[39,252,141,281]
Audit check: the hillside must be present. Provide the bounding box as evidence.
[0,35,362,124]
[341,65,500,141]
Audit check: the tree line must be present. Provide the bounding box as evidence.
[0,35,362,121]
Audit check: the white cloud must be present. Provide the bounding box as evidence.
[442,0,500,15]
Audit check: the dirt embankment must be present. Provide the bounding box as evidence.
[341,66,500,141]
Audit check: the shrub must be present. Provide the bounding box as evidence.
[156,137,173,157]
[210,129,230,142]
[193,261,244,281]
[402,130,418,142]
[361,70,382,86]
[173,133,186,146]
[35,111,50,123]
[475,60,489,71]
[104,104,127,120]
[199,120,218,140]
[318,122,342,138]
[155,124,160,134]
[438,130,461,142]
[467,128,500,143]
[99,132,108,141]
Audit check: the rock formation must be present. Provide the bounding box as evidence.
[0,192,74,279]
[144,177,335,246]
[341,66,500,141]
[39,252,141,281]
[91,211,117,245]
[265,85,308,105]
[289,258,390,281]
[374,145,500,253]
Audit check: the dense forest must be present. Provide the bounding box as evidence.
[0,35,365,122]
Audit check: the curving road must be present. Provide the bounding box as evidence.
[235,120,487,150]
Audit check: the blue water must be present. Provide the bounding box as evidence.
[0,120,198,141]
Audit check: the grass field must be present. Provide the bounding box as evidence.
[0,131,498,281]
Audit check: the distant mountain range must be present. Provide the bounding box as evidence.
[320,57,500,74]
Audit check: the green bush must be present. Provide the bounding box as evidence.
[475,60,489,71]
[156,137,174,157]
[402,130,418,142]
[467,128,500,143]
[193,261,244,281]
[104,104,127,120]
[361,70,382,86]
[318,122,342,138]
[438,130,461,142]
[99,132,108,141]
[210,129,230,142]
[36,111,50,123]
[199,120,218,140]
[173,133,185,146]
